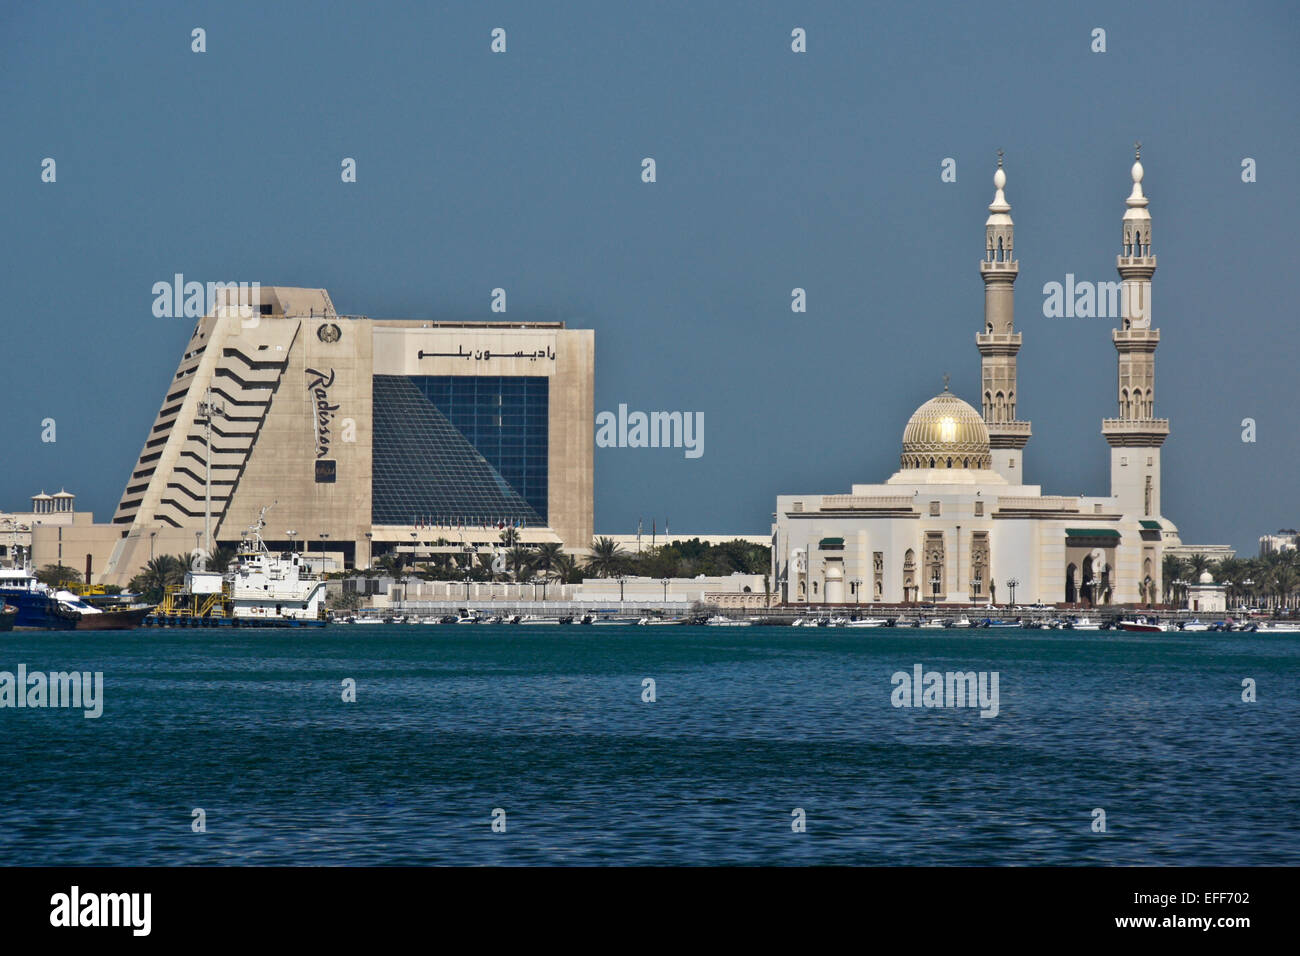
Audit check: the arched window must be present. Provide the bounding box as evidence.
[929,457,935,468]
[997,237,1004,261]
[946,457,952,468]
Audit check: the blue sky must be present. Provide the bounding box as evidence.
[2,1,1297,553]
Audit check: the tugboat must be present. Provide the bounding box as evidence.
[149,507,326,627]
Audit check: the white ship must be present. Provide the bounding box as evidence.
[156,507,326,626]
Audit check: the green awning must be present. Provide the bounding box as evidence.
[1065,528,1121,538]
[1139,520,1162,530]
[819,537,845,549]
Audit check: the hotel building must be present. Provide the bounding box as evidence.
[98,288,593,587]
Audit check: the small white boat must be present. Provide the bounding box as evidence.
[638,617,684,626]
[951,616,973,628]
[705,615,752,627]
[916,619,945,629]
[842,617,887,628]
[1180,619,1210,632]
[1070,617,1103,631]
[1251,622,1300,633]
[518,615,560,625]
[1117,619,1172,633]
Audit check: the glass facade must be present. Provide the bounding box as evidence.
[371,375,547,527]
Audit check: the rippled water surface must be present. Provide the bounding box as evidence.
[1,626,1296,865]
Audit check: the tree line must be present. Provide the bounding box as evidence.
[1163,550,1300,610]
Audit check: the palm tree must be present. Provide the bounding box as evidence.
[1273,565,1298,612]
[507,545,533,581]
[532,542,563,577]
[208,544,235,573]
[587,536,625,578]
[1187,553,1212,580]
[1216,557,1245,605]
[554,552,578,584]
[1162,554,1187,604]
[130,555,184,603]
[500,527,520,548]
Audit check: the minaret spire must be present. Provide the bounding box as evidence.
[1103,147,1170,600]
[977,153,1030,479]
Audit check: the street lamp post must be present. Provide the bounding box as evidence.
[286,529,297,555]
[197,387,224,560]
[1007,577,1019,608]
[617,575,627,604]
[930,572,941,606]
[661,578,669,602]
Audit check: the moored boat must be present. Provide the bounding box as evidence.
[1247,621,1300,634]
[0,567,152,630]
[148,507,325,627]
[1116,618,1172,632]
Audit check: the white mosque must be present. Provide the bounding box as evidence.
[774,151,1181,608]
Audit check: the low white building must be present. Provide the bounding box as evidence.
[1186,570,1227,614]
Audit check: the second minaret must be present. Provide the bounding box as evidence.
[978,154,1031,478]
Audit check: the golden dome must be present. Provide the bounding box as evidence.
[900,389,992,469]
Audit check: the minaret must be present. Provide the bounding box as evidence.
[977,152,1031,479]
[1102,145,1169,521]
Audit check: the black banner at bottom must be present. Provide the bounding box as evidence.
[0,866,1277,942]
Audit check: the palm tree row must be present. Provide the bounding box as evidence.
[1164,549,1300,610]
[369,533,770,585]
